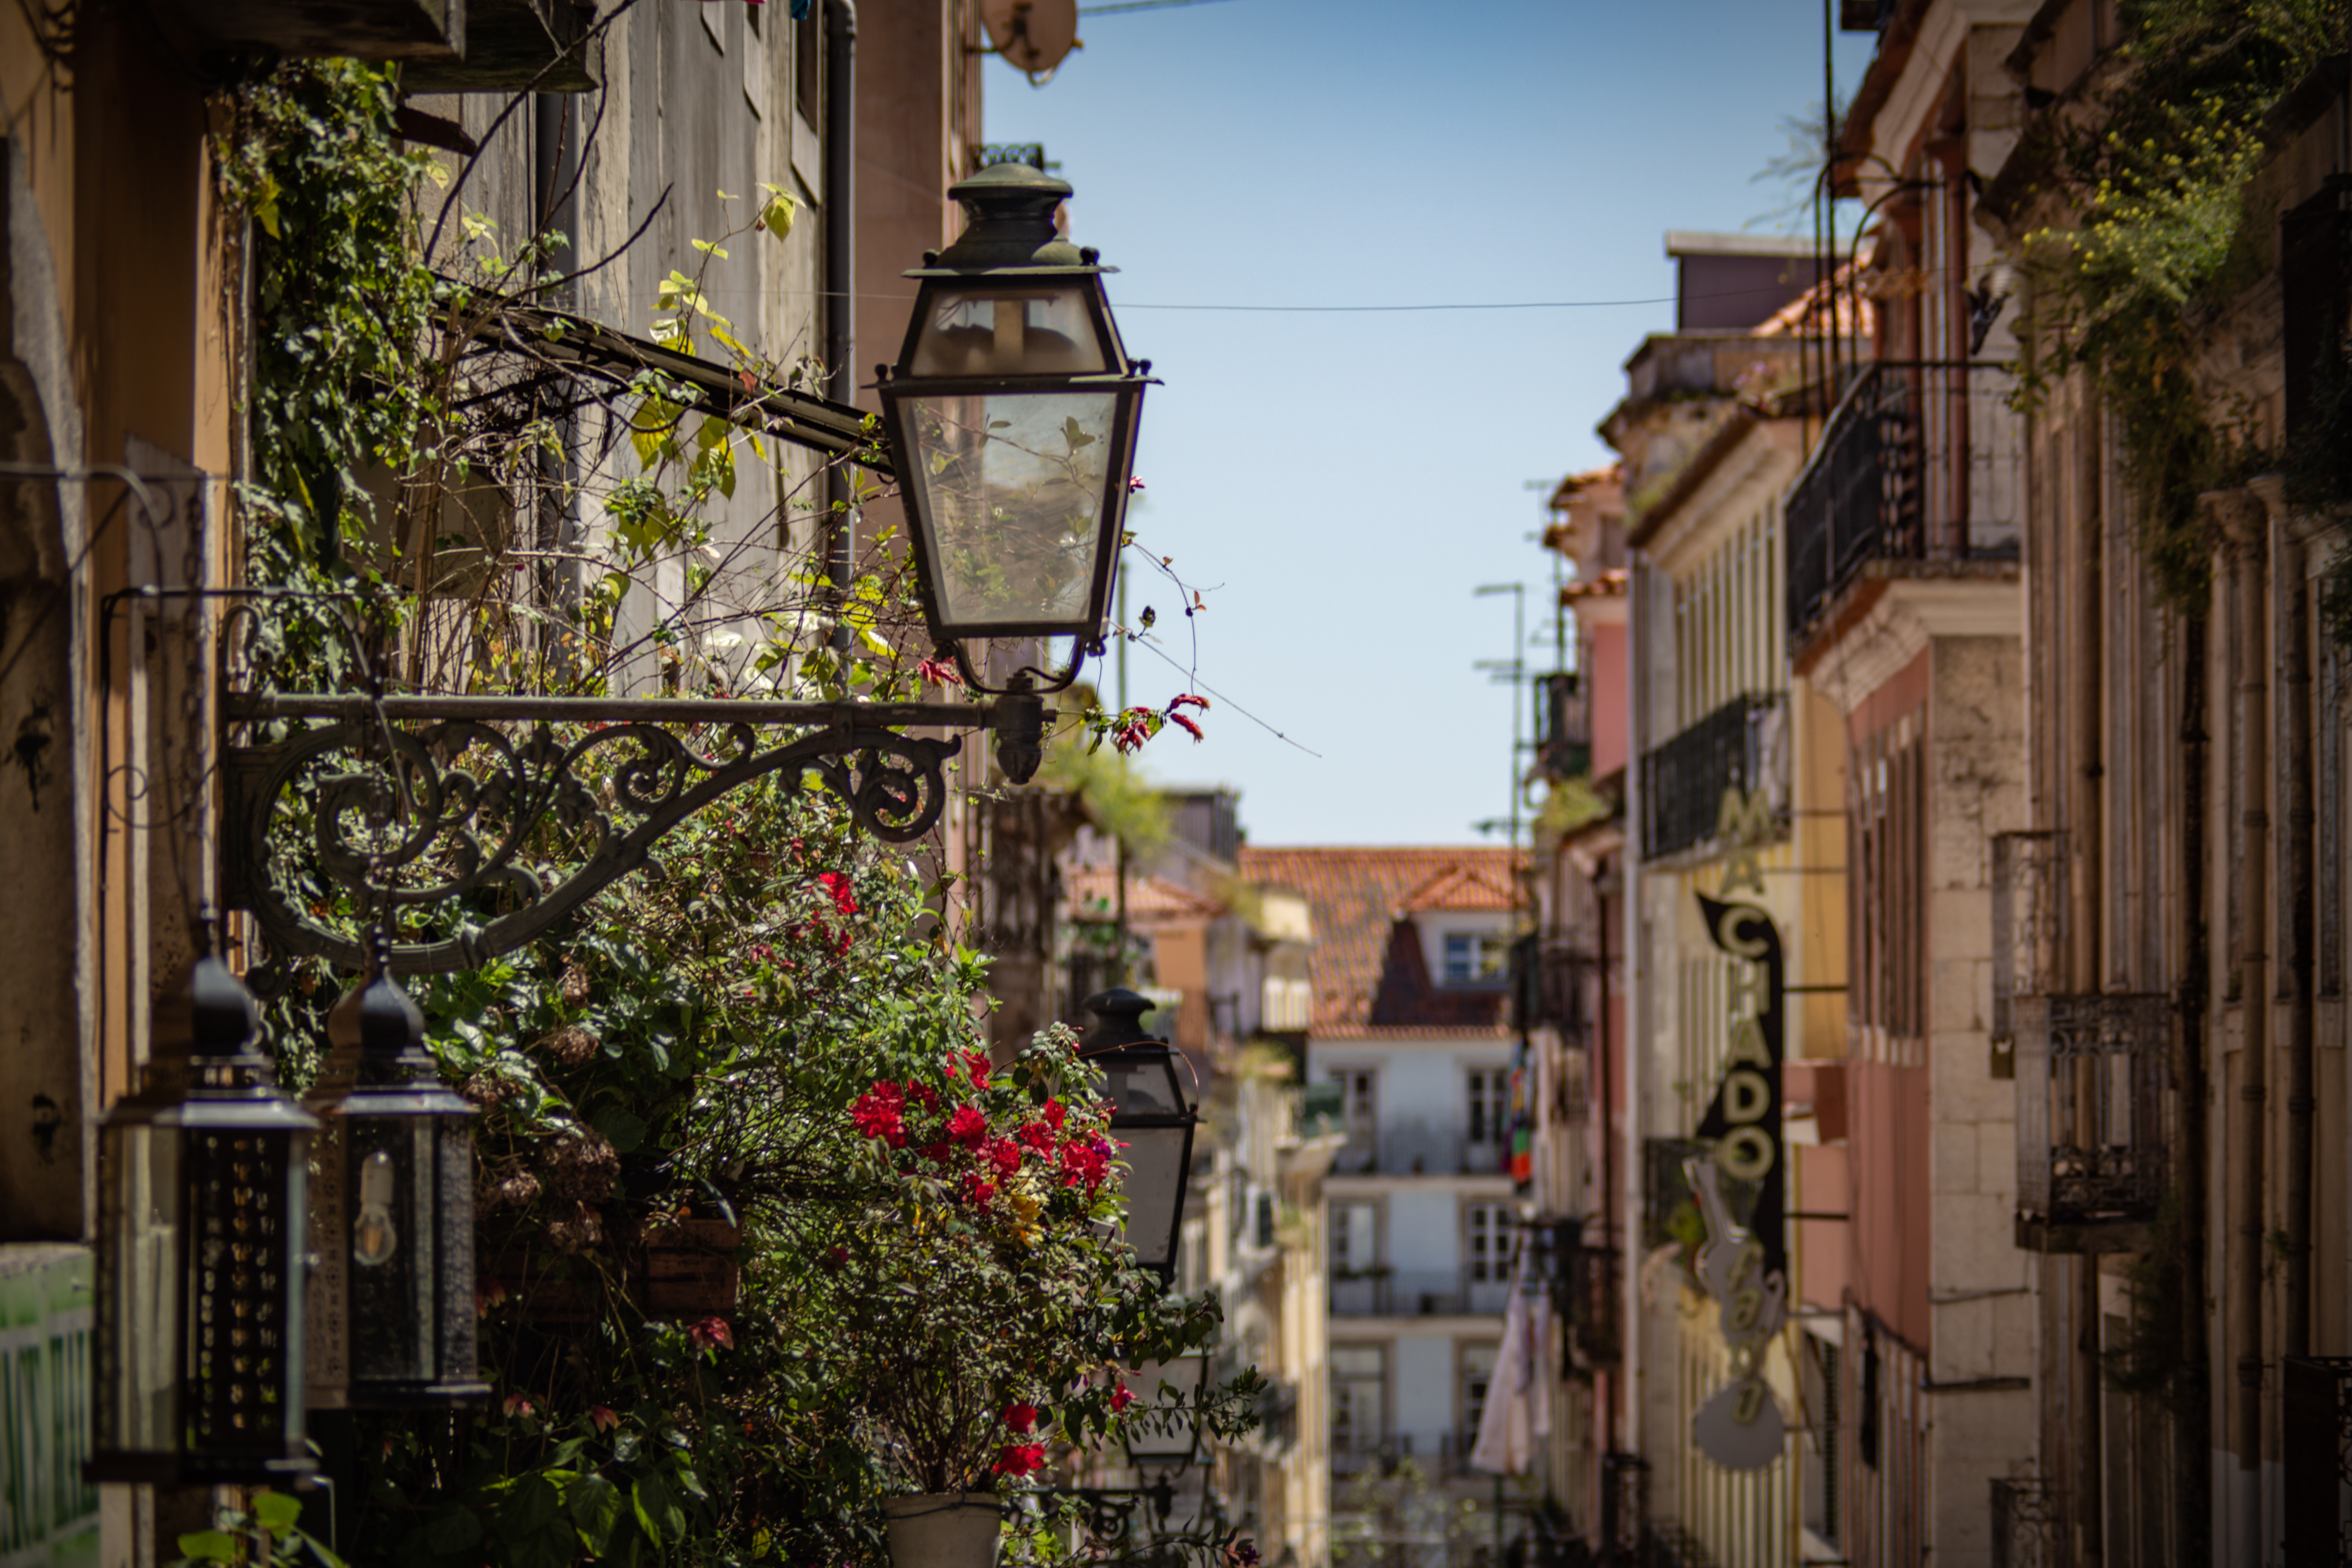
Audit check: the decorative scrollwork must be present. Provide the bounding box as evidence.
[225,713,962,976]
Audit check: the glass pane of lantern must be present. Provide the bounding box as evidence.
[1099,1056,1184,1118]
[184,1125,307,1467]
[1126,1354,1204,1457]
[347,1118,439,1384]
[1117,1122,1188,1267]
[909,282,1109,378]
[904,390,1119,628]
[96,1118,181,1458]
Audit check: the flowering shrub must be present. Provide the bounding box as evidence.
[786,1026,1237,1496]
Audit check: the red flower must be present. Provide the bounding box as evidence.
[963,1049,992,1088]
[1110,1380,1136,1413]
[1167,711,1204,741]
[921,1140,952,1164]
[987,1138,1023,1177]
[963,1174,996,1207]
[817,871,859,916]
[992,1442,1047,1476]
[947,1105,989,1149]
[1170,693,1210,712]
[1004,1402,1039,1434]
[852,1084,907,1147]
[822,1245,849,1271]
[1059,1138,1109,1191]
[917,657,963,688]
[1042,1099,1067,1131]
[688,1316,734,1352]
[590,1405,620,1432]
[1018,1121,1057,1156]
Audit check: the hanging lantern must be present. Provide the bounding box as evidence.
[337,932,490,1408]
[301,971,369,1411]
[89,937,318,1485]
[877,162,1150,694]
[1080,988,1197,1284]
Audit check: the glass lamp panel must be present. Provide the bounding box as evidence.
[1116,1123,1188,1270]
[182,1123,309,1474]
[908,282,1110,378]
[904,390,1119,629]
[1100,1055,1185,1118]
[93,1115,181,1465]
[1125,1355,1203,1459]
[346,1117,438,1387]
[433,1120,481,1388]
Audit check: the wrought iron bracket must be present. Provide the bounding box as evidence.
[220,690,1042,975]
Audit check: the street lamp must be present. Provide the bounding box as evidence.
[89,935,318,1485]
[878,162,1149,696]
[336,930,490,1408]
[1080,988,1197,1283]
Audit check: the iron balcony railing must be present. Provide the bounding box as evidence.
[1561,1228,1621,1368]
[1535,671,1591,781]
[1785,360,2023,645]
[1638,691,1786,861]
[1989,1477,2061,1568]
[2014,993,2171,1228]
[1328,1124,1512,1178]
[1329,1267,1513,1319]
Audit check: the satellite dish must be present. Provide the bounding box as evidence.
[980,0,1081,84]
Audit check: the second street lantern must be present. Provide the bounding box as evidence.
[877,162,1148,686]
[1080,989,1197,1283]
[337,932,490,1408]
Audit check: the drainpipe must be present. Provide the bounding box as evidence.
[2209,486,2269,1565]
[2175,608,2211,1559]
[2072,400,2105,1568]
[824,0,857,655]
[2258,474,2316,1361]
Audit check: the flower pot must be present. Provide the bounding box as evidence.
[882,1493,1001,1568]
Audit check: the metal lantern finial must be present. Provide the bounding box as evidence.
[334,928,489,1408]
[880,165,1151,702]
[1081,987,1197,1284]
[90,921,318,1485]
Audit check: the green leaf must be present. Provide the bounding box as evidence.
[424,1504,484,1554]
[632,1472,685,1546]
[690,239,731,258]
[762,193,798,240]
[570,1472,625,1555]
[176,1531,239,1562]
[500,1472,561,1539]
[252,1490,304,1532]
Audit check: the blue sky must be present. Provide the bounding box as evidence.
[984,2,1878,847]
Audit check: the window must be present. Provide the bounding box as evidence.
[1464,1068,1511,1164]
[1459,1343,1499,1447]
[1330,1202,1378,1275]
[1330,1345,1385,1456]
[1464,1202,1512,1284]
[1262,974,1311,1031]
[1253,1191,1276,1250]
[1329,1069,1377,1173]
[1442,931,1508,986]
[795,3,821,124]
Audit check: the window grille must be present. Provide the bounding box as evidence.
[2014,992,2171,1225]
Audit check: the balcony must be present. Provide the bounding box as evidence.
[1329,1427,1484,1480]
[1784,361,2023,648]
[1989,1476,2061,1568]
[1329,1124,1513,1179]
[1555,1223,1621,1368]
[1638,692,1786,861]
[2014,993,2171,1249]
[1330,1268,1513,1318]
[1535,671,1591,781]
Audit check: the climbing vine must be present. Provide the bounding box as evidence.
[2012,0,2345,611]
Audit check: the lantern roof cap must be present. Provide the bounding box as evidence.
[356,927,429,1063]
[911,162,1107,277]
[1080,986,1167,1055]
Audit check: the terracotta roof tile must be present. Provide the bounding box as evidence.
[1063,866,1225,926]
[1234,846,1523,1039]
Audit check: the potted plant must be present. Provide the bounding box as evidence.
[786,1025,1224,1568]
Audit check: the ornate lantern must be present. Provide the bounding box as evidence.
[877,162,1150,692]
[1123,1354,1207,1470]
[89,937,318,1485]
[1080,988,1197,1283]
[335,932,489,1407]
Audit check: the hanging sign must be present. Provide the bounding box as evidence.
[1686,828,1786,1471]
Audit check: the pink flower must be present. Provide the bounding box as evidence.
[947,1105,989,1149]
[1128,476,1147,492]
[992,1442,1047,1476]
[688,1316,734,1352]
[1004,1401,1039,1434]
[917,657,964,688]
[502,1394,535,1418]
[590,1406,619,1432]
